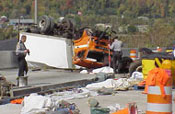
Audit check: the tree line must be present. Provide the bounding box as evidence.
[0,0,175,47]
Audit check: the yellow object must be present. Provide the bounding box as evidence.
[161,60,172,69]
[166,49,173,53]
[142,59,155,79]
[142,59,175,87]
[171,61,175,86]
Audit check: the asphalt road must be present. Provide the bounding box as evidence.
[0,69,95,86]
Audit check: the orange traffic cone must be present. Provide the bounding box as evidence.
[111,103,138,114]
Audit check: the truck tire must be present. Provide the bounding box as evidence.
[38,15,51,34]
[48,16,55,34]
[129,60,142,76]
[61,18,71,30]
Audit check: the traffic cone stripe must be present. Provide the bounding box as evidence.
[130,49,137,60]
[148,94,172,104]
[148,86,172,95]
[146,111,172,114]
[147,103,172,112]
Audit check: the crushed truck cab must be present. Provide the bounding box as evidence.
[73,29,112,68]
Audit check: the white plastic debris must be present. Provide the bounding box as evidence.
[86,76,141,90]
[130,71,143,80]
[86,79,118,90]
[80,70,88,74]
[21,93,53,114]
[92,67,114,74]
[49,88,98,102]
[107,106,117,113]
[107,103,121,113]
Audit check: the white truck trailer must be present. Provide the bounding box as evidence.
[20,32,74,69]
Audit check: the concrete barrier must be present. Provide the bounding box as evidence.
[0,51,18,69]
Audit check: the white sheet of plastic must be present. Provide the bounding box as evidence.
[20,33,70,68]
[86,79,118,90]
[86,78,138,90]
[92,67,114,74]
[21,93,53,114]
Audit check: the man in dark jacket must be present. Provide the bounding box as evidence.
[16,35,30,77]
[109,36,123,73]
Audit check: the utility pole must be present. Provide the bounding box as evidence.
[34,0,38,25]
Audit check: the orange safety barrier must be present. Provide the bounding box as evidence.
[111,103,138,114]
[10,98,24,104]
[130,49,137,61]
[144,60,173,114]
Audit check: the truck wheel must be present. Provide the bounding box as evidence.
[48,16,55,34]
[38,15,51,34]
[129,60,142,76]
[61,18,71,30]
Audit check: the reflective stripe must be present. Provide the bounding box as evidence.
[75,44,88,48]
[147,103,172,112]
[130,53,136,56]
[146,111,172,114]
[148,86,172,95]
[148,94,172,104]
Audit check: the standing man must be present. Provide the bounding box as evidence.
[16,35,30,78]
[109,36,123,73]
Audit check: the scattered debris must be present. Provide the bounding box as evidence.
[92,67,114,74]
[20,93,81,114]
[10,98,24,104]
[107,104,121,113]
[21,93,53,114]
[0,75,14,99]
[94,72,114,83]
[88,98,139,114]
[56,100,80,114]
[48,88,98,101]
[88,98,110,114]
[130,71,143,80]
[86,77,141,91]
[111,103,138,114]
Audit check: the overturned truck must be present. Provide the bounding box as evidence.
[26,15,132,72]
[73,27,112,69]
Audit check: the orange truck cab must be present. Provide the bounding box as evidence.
[73,29,112,68]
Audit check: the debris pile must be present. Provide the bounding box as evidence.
[86,76,142,91]
[48,88,98,101]
[88,98,138,114]
[21,93,81,114]
[0,75,14,99]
